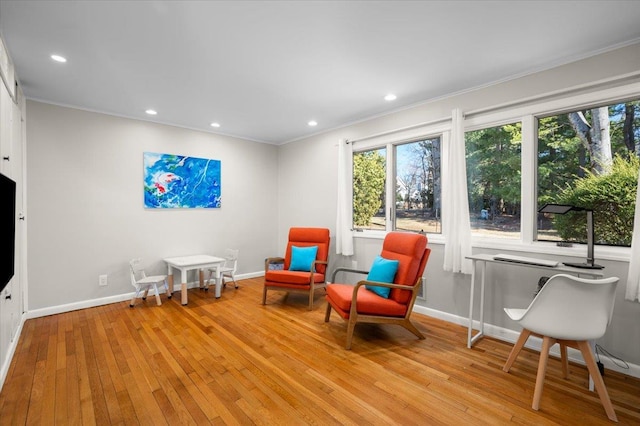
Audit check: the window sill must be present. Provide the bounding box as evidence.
[471,237,631,264]
[351,231,630,263]
[351,230,446,245]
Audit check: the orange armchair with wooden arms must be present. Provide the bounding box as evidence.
[325,231,430,349]
[263,227,330,310]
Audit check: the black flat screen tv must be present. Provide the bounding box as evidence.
[0,172,16,293]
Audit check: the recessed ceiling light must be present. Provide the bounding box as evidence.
[210,122,221,128]
[308,120,318,127]
[50,54,67,63]
[145,109,157,115]
[384,94,397,101]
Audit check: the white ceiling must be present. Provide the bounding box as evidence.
[1,1,640,145]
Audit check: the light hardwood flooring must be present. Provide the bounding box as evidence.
[1,277,639,425]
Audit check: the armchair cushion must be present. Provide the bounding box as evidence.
[289,245,318,272]
[264,269,325,287]
[326,284,408,317]
[365,255,399,298]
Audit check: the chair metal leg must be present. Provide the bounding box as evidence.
[204,270,214,291]
[577,340,618,422]
[153,284,162,306]
[503,329,531,372]
[164,279,171,299]
[130,287,142,307]
[532,336,556,410]
[142,287,150,300]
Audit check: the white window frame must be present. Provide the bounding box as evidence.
[351,121,450,244]
[464,81,640,261]
[348,80,640,263]
[463,118,527,242]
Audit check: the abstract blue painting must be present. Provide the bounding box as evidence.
[143,152,221,208]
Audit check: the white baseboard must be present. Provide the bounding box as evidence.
[0,312,26,392]
[413,305,640,380]
[26,271,264,319]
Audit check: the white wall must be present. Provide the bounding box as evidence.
[277,42,640,368]
[26,101,279,311]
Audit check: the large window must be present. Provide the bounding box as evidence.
[466,123,522,239]
[537,100,640,247]
[347,83,640,255]
[353,137,442,233]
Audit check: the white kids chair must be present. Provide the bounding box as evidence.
[208,249,239,291]
[129,258,170,307]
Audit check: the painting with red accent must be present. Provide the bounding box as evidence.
[143,152,221,208]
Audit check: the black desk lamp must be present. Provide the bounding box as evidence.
[538,203,604,269]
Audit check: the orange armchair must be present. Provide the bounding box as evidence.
[325,231,430,349]
[263,227,330,310]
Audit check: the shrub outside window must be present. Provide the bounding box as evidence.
[353,148,386,231]
[537,100,640,247]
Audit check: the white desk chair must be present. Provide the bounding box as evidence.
[502,273,619,422]
[208,249,239,291]
[129,258,170,307]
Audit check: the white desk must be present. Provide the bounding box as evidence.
[466,253,604,349]
[164,255,226,305]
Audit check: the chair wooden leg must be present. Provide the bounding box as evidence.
[503,329,531,372]
[532,336,555,410]
[345,318,357,350]
[324,302,332,322]
[560,343,569,379]
[262,286,267,305]
[308,290,314,311]
[402,319,425,340]
[577,340,618,422]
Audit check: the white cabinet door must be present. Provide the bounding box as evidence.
[0,73,12,370]
[0,68,23,371]
[9,88,23,340]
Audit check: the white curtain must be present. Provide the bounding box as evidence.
[442,108,473,274]
[336,138,354,256]
[625,169,640,302]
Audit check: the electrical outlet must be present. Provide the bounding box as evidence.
[99,274,108,286]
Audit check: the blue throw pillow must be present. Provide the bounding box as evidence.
[289,245,318,272]
[365,255,399,298]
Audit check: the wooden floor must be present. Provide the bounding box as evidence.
[1,278,639,425]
